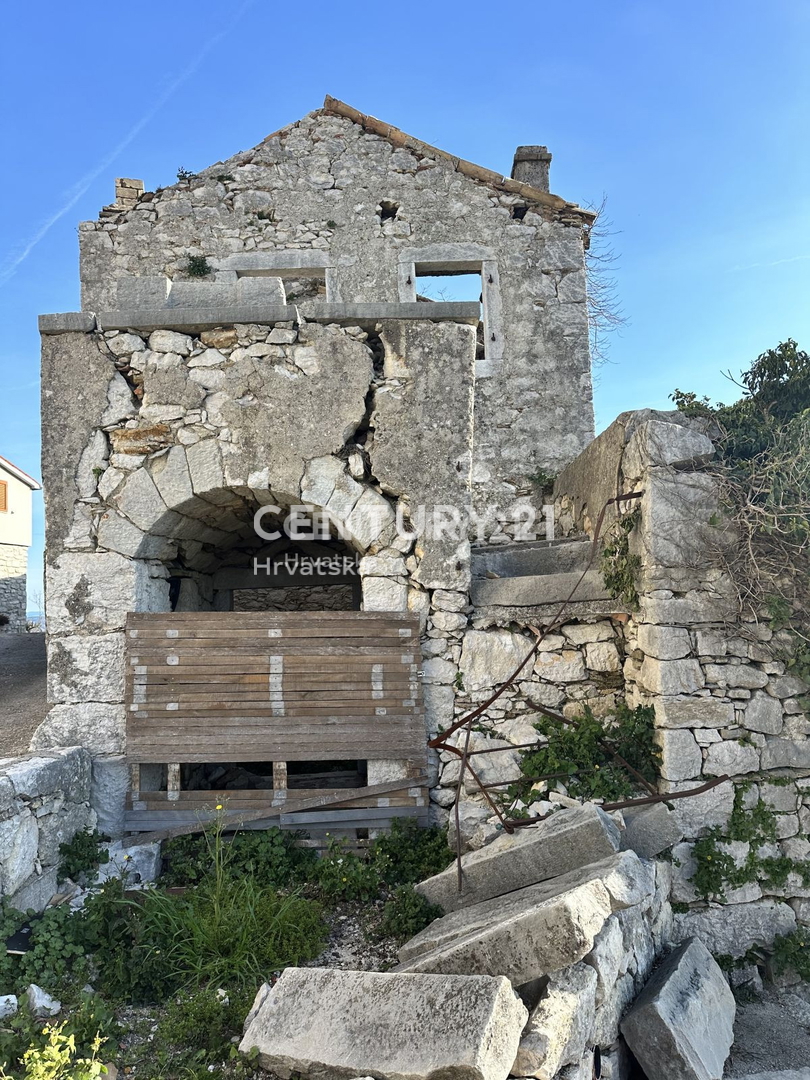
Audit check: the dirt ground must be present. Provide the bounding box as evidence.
[725,984,810,1077]
[0,632,48,756]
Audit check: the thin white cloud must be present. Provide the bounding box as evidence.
[730,254,810,272]
[0,0,256,287]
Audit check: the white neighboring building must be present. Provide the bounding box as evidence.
[0,456,41,633]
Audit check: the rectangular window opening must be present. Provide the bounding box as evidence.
[415,271,485,361]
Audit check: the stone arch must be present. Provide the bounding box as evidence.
[95,442,413,615]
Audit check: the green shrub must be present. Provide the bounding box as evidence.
[600,507,641,609]
[136,878,325,991]
[313,837,380,902]
[519,702,659,802]
[771,928,810,981]
[184,255,212,278]
[370,819,454,886]
[161,826,316,889]
[58,831,109,885]
[0,1005,112,1080]
[0,1023,108,1080]
[378,886,443,944]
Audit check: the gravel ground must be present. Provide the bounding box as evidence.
[725,984,810,1077]
[0,632,47,755]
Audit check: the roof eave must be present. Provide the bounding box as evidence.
[321,96,596,225]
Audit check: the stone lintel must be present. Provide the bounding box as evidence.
[39,303,481,335]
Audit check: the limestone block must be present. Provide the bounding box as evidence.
[743,691,784,734]
[459,629,531,694]
[585,641,621,672]
[148,330,192,355]
[462,735,522,793]
[185,437,225,500]
[47,633,125,704]
[31,704,126,756]
[91,757,129,838]
[534,650,586,684]
[638,469,722,570]
[415,803,621,912]
[583,915,624,1005]
[430,610,467,632]
[671,900,796,958]
[4,748,92,803]
[0,810,39,895]
[149,445,195,510]
[561,622,614,645]
[703,738,760,777]
[521,680,566,709]
[767,674,809,699]
[422,684,455,733]
[0,996,17,1020]
[433,590,468,612]
[512,963,597,1080]
[620,801,684,858]
[96,841,161,884]
[761,739,810,770]
[421,657,455,684]
[400,852,650,985]
[345,488,396,550]
[637,624,691,660]
[46,552,168,634]
[106,332,145,357]
[361,576,407,611]
[37,802,95,867]
[654,697,733,730]
[239,968,528,1080]
[704,663,769,689]
[639,657,704,695]
[76,430,109,499]
[187,347,227,368]
[26,985,61,1018]
[359,553,405,577]
[760,782,800,813]
[655,729,702,781]
[661,778,735,838]
[100,372,138,426]
[447,803,494,855]
[621,938,734,1080]
[624,420,715,476]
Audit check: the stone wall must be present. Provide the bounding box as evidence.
[37,317,478,811]
[74,102,595,520]
[232,584,355,611]
[0,544,28,632]
[552,410,810,955]
[0,748,94,911]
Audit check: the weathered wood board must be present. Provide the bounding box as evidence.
[125,611,426,764]
[124,611,428,834]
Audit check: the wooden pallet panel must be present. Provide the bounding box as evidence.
[125,611,426,766]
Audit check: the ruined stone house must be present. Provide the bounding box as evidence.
[33,99,810,980]
[35,96,597,832]
[0,455,40,634]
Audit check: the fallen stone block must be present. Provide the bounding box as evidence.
[26,984,61,1018]
[398,851,652,986]
[620,801,683,858]
[239,967,528,1080]
[512,962,597,1080]
[620,938,735,1080]
[671,899,796,959]
[416,803,621,912]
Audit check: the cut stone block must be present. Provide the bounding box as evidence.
[239,967,528,1080]
[415,803,621,913]
[621,938,735,1080]
[399,851,652,986]
[512,962,597,1080]
[620,801,683,858]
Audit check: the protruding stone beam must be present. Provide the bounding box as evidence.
[38,302,481,335]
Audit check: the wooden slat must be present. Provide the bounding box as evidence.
[125,611,427,771]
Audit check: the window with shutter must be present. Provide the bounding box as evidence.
[0,481,7,512]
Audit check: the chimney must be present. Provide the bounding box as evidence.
[511,146,552,193]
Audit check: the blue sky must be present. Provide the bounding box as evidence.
[1,0,808,606]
